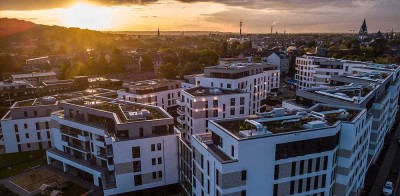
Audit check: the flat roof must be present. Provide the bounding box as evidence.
[125,79,179,89]
[306,84,376,103]
[66,96,169,122]
[206,63,273,70]
[214,104,363,139]
[184,87,246,97]
[13,88,115,108]
[11,72,56,79]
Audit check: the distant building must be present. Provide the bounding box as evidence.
[11,72,57,86]
[358,19,368,41]
[266,52,290,75]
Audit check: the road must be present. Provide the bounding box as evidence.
[367,123,400,196]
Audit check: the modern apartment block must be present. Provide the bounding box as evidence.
[176,86,250,140]
[295,56,376,89]
[190,104,370,196]
[0,80,36,106]
[11,72,58,86]
[1,89,115,153]
[284,66,400,166]
[118,79,182,111]
[183,63,280,114]
[46,96,179,195]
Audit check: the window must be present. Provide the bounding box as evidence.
[306,177,311,191]
[241,190,246,196]
[230,98,235,106]
[216,170,220,186]
[47,131,50,139]
[290,181,295,194]
[158,171,162,178]
[241,170,247,181]
[240,97,245,105]
[36,123,40,130]
[134,175,142,186]
[27,143,31,148]
[323,156,328,170]
[152,172,157,179]
[230,108,235,115]
[139,127,144,137]
[227,84,231,88]
[298,179,303,193]
[299,160,304,175]
[240,107,244,115]
[25,133,29,139]
[322,174,326,188]
[16,134,20,142]
[24,124,28,129]
[274,165,279,180]
[132,146,140,158]
[37,132,41,140]
[316,158,320,171]
[207,161,210,175]
[231,145,235,157]
[308,159,313,173]
[213,100,218,108]
[314,175,319,189]
[157,143,162,151]
[158,157,162,164]
[133,161,141,172]
[14,124,18,133]
[291,162,296,176]
[151,144,156,151]
[213,110,218,117]
[152,158,156,165]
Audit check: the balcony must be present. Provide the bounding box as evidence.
[61,129,90,142]
[176,99,185,106]
[175,125,189,133]
[177,107,185,115]
[63,141,90,153]
[177,116,187,125]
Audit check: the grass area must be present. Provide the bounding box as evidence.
[11,168,64,192]
[62,181,88,195]
[0,149,47,180]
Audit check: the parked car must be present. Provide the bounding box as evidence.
[383,181,393,195]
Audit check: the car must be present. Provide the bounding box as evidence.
[383,181,393,195]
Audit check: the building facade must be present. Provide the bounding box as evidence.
[190,104,370,196]
[46,96,179,195]
[118,79,182,111]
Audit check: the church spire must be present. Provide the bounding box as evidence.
[157,28,160,37]
[358,19,368,41]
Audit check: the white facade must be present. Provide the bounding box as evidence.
[192,63,280,114]
[176,87,250,140]
[266,52,290,75]
[190,104,370,196]
[295,56,370,89]
[47,96,179,195]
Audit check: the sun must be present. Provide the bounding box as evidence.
[62,3,113,30]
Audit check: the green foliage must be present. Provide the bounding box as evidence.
[140,53,154,72]
[197,49,219,67]
[158,63,179,79]
[0,53,20,80]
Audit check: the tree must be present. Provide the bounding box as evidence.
[158,63,179,79]
[197,50,219,67]
[110,48,126,73]
[140,54,154,72]
[253,55,262,63]
[0,54,20,80]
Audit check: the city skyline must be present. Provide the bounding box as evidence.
[0,0,399,33]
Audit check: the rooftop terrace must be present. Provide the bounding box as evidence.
[13,88,114,108]
[308,85,376,103]
[184,87,245,97]
[67,96,169,122]
[346,72,391,82]
[216,105,361,139]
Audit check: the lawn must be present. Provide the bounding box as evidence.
[0,149,47,180]
[62,181,88,195]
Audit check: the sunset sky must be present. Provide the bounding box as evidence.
[0,0,399,33]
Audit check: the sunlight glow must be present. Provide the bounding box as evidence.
[62,3,113,30]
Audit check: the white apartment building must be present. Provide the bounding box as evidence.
[46,96,179,195]
[118,79,182,111]
[1,89,115,153]
[176,86,250,140]
[295,56,374,89]
[183,63,280,114]
[284,66,400,166]
[190,104,370,196]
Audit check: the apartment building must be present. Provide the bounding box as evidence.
[11,71,57,86]
[266,52,290,75]
[190,104,370,196]
[183,63,280,114]
[176,86,250,140]
[0,80,36,106]
[284,66,400,166]
[118,79,182,111]
[1,89,115,153]
[295,56,374,89]
[46,96,179,195]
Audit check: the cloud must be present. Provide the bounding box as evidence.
[0,0,158,11]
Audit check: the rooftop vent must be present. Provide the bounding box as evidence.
[128,109,150,119]
[209,88,222,95]
[303,121,327,129]
[42,96,57,103]
[338,109,350,119]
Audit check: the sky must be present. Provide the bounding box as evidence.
[0,0,399,33]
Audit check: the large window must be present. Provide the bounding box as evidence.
[132,146,140,158]
[133,161,141,172]
[134,175,142,186]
